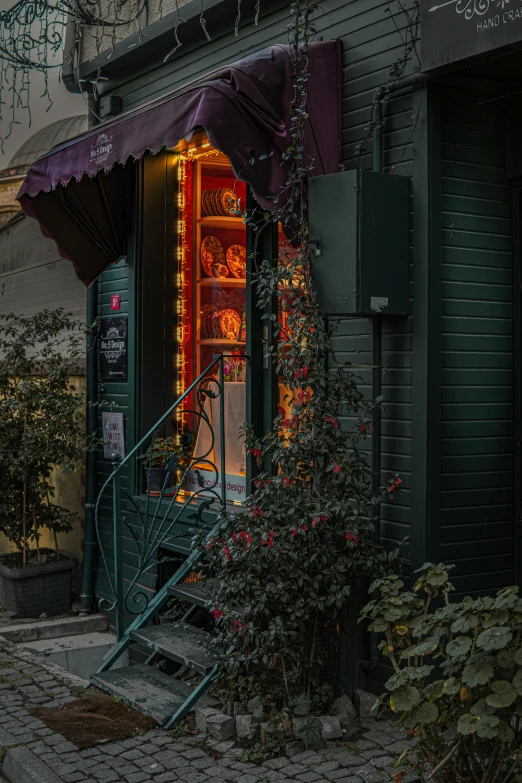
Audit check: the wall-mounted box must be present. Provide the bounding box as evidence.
[309,170,410,316]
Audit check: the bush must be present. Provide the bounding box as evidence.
[360,563,522,783]
[0,310,92,566]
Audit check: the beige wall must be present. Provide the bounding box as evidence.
[0,376,86,591]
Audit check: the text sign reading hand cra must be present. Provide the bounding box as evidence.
[421,0,522,72]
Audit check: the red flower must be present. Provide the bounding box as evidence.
[211,605,226,620]
[290,528,298,538]
[323,415,339,429]
[301,524,308,532]
[278,405,286,417]
[249,505,264,519]
[360,425,366,433]
[388,477,403,494]
[281,418,291,428]
[345,533,359,545]
[332,464,342,474]
[254,479,264,490]
[222,545,231,561]
[312,513,329,527]
[294,367,309,382]
[233,618,247,634]
[282,477,291,488]
[233,531,252,550]
[312,516,318,528]
[248,447,261,460]
[267,530,276,548]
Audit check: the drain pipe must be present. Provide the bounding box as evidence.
[358,92,384,682]
[74,94,99,615]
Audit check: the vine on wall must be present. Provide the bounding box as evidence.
[198,0,406,703]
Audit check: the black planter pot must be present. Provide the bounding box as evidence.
[145,467,177,496]
[0,551,78,618]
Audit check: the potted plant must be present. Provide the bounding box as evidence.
[140,435,193,496]
[0,309,93,618]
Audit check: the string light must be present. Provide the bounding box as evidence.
[174,155,188,438]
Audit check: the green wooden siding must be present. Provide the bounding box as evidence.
[440,90,514,594]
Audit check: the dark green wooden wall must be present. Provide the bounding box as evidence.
[438,89,514,594]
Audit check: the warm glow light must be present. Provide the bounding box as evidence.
[175,156,188,420]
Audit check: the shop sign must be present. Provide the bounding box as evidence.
[422,0,522,72]
[102,412,125,459]
[99,316,127,381]
[185,469,247,504]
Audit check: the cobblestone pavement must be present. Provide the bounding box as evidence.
[0,637,411,783]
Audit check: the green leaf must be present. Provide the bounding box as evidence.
[483,610,509,629]
[486,681,517,708]
[513,668,522,694]
[457,713,478,735]
[462,659,494,687]
[443,677,461,696]
[292,693,311,716]
[514,648,522,666]
[470,699,495,717]
[390,686,421,712]
[496,721,515,744]
[476,626,512,651]
[296,717,322,749]
[414,702,439,725]
[446,636,472,658]
[247,696,264,719]
[476,713,500,739]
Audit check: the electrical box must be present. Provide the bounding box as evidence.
[308,170,410,316]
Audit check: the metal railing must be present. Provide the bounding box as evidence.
[95,354,230,639]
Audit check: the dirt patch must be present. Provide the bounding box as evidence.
[0,548,65,570]
[31,691,156,748]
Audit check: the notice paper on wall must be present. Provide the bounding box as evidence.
[102,412,125,460]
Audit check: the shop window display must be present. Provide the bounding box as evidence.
[175,140,247,504]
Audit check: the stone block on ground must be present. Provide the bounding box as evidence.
[206,712,236,741]
[2,745,63,783]
[354,690,379,719]
[195,706,221,733]
[285,741,306,757]
[319,716,343,740]
[235,714,259,739]
[333,695,357,721]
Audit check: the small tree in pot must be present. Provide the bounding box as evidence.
[139,434,194,496]
[0,309,93,616]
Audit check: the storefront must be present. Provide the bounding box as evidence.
[18,0,522,698]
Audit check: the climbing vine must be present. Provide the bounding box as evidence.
[198,0,407,704]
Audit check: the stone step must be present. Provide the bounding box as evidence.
[91,663,197,725]
[131,622,216,674]
[167,577,221,607]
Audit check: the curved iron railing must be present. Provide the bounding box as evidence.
[95,354,230,639]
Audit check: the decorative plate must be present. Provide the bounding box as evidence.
[212,262,229,278]
[221,188,238,216]
[219,309,241,340]
[212,189,222,216]
[211,311,224,338]
[201,190,210,217]
[226,244,246,278]
[200,304,217,338]
[201,235,225,277]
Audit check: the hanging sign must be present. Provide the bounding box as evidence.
[422,0,522,72]
[102,412,125,459]
[99,316,128,381]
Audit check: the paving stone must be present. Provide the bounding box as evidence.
[126,773,150,783]
[297,773,324,782]
[123,749,147,761]
[155,774,177,783]
[236,776,261,783]
[314,761,341,774]
[119,765,141,775]
[101,742,127,756]
[206,713,236,742]
[178,772,211,783]
[182,747,210,760]
[264,757,290,770]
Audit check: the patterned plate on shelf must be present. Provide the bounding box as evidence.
[200,304,217,339]
[220,188,238,216]
[201,235,225,277]
[227,244,246,278]
[219,308,241,340]
[212,262,229,278]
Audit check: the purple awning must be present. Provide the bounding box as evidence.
[18,41,341,286]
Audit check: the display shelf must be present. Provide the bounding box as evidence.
[198,216,243,229]
[197,339,245,345]
[198,278,245,287]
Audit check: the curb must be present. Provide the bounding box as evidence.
[2,746,63,783]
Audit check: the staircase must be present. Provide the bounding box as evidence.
[92,576,221,727]
[91,356,233,728]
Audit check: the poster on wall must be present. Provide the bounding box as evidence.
[99,316,128,381]
[102,412,125,460]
